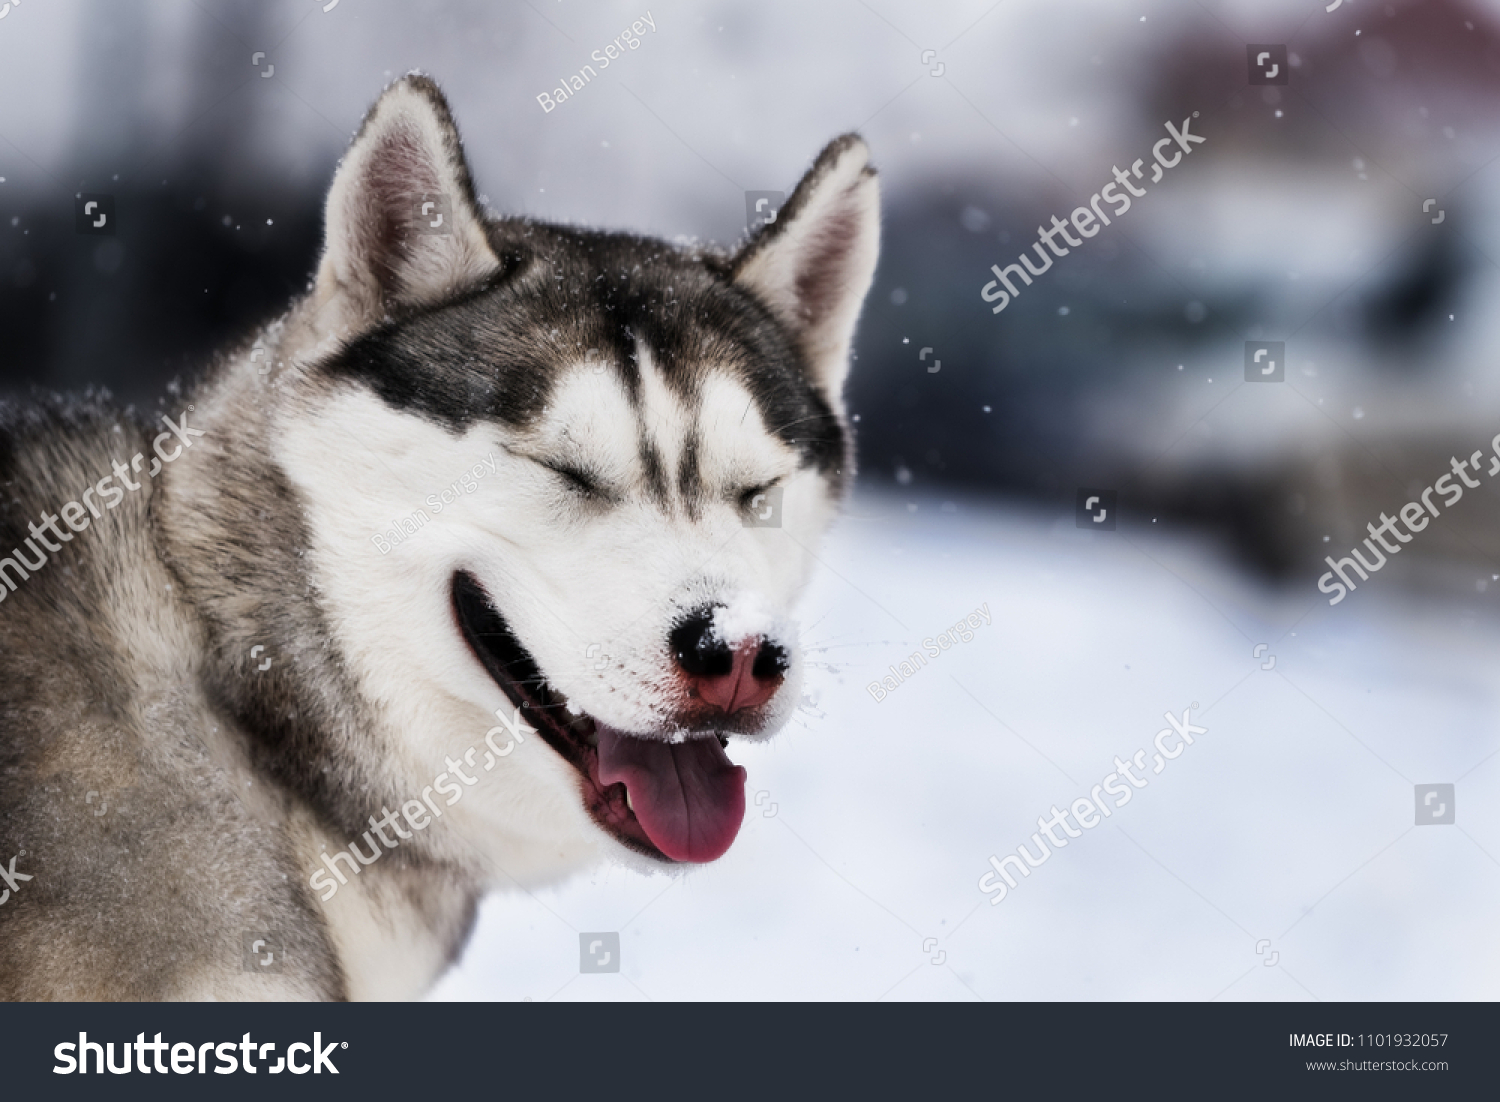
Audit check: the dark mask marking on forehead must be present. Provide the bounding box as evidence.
[639,434,670,506]
[318,221,847,485]
[678,433,703,521]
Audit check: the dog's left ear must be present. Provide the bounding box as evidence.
[312,74,498,333]
[730,135,880,406]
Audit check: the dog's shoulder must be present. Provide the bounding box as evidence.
[0,394,347,1000]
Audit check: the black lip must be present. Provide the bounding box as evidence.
[450,570,588,775]
[449,570,671,862]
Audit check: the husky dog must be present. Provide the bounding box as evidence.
[0,75,879,999]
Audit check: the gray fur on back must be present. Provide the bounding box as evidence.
[0,397,345,998]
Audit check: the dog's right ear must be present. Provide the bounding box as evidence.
[312,74,498,334]
[730,135,880,409]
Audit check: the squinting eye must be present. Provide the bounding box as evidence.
[738,483,778,511]
[539,459,616,504]
[552,465,600,496]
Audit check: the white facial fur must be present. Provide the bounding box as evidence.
[273,346,840,880]
[269,77,877,885]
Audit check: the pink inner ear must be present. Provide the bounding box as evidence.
[793,208,864,320]
[729,137,878,383]
[358,125,446,287]
[317,76,499,323]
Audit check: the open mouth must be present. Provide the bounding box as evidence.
[451,571,747,864]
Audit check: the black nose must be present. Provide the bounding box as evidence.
[670,611,733,677]
[751,639,790,680]
[669,608,789,680]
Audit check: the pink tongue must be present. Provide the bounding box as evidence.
[595,725,747,863]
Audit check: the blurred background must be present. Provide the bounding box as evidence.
[7,0,1500,580]
[3,0,1499,1000]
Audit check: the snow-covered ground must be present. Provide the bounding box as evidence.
[431,489,1500,1001]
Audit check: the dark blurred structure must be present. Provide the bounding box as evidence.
[0,1,323,404]
[6,0,1500,582]
[849,0,1500,578]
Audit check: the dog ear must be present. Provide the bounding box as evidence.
[312,74,498,332]
[730,135,880,406]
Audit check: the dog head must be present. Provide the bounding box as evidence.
[270,75,879,869]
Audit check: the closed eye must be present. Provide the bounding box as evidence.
[737,481,779,510]
[543,461,615,503]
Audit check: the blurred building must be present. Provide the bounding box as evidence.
[4,0,1500,584]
